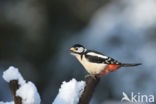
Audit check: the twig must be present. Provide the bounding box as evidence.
[78,76,100,104]
[8,80,22,104]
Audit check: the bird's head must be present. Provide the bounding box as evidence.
[70,44,86,56]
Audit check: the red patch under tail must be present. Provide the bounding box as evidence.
[97,64,121,76]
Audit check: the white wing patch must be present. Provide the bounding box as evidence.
[75,54,107,74]
[87,52,108,59]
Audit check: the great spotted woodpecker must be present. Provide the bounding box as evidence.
[70,44,141,76]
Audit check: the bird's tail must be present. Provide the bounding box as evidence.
[121,63,141,67]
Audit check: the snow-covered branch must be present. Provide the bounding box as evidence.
[53,76,101,104]
[1,66,41,104]
[53,79,86,104]
[78,76,100,104]
[1,66,100,104]
[8,80,22,104]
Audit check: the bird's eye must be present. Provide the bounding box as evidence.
[75,48,78,50]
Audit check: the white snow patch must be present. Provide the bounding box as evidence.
[2,66,25,85]
[16,81,41,104]
[53,79,86,104]
[0,101,14,104]
[2,66,41,104]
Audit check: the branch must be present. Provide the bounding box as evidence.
[8,80,22,104]
[78,76,100,104]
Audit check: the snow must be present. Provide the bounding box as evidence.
[16,81,41,104]
[53,79,86,104]
[1,66,41,104]
[2,66,85,104]
[0,101,14,104]
[2,66,25,85]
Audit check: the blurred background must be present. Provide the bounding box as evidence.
[0,0,156,104]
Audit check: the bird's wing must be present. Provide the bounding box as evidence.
[85,51,121,65]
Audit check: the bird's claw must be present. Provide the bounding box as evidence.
[85,74,97,80]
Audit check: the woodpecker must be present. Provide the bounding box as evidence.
[70,44,141,76]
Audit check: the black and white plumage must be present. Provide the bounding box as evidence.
[70,44,141,76]
[85,50,121,65]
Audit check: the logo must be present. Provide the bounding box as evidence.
[121,92,154,103]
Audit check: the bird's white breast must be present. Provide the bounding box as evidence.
[75,54,107,74]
